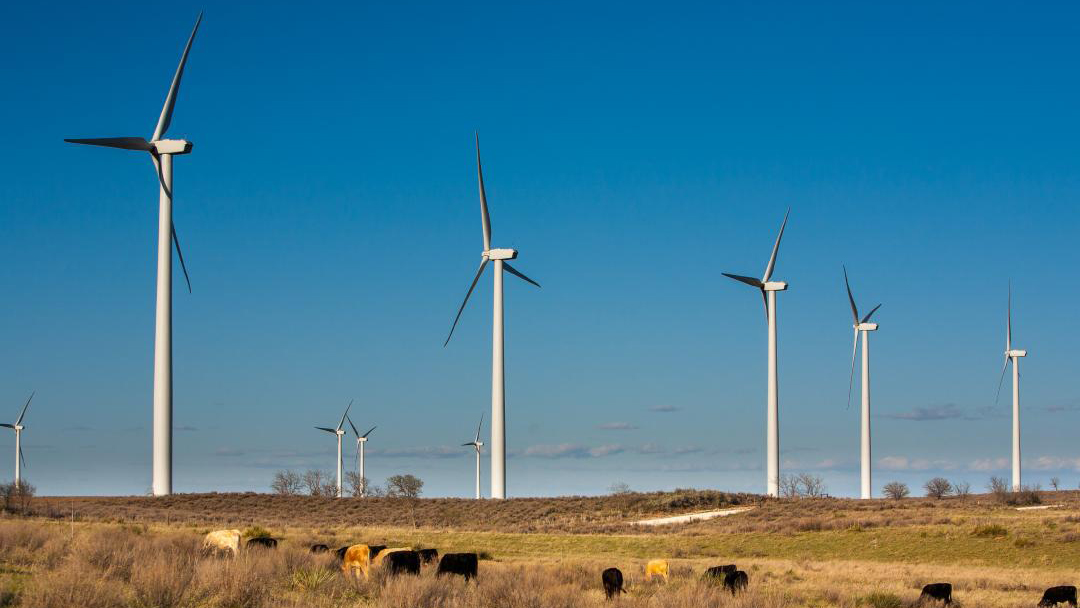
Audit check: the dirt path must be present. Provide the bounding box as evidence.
[632,506,754,526]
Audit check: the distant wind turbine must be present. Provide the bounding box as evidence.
[444,135,541,499]
[996,283,1027,491]
[723,209,790,497]
[316,400,352,498]
[346,414,375,497]
[462,413,485,499]
[843,266,881,500]
[1,393,34,488]
[64,13,203,496]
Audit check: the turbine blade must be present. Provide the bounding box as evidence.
[475,412,484,443]
[1006,281,1012,352]
[722,273,764,288]
[362,426,376,439]
[337,400,353,432]
[503,262,540,288]
[172,224,192,293]
[861,304,882,324]
[19,445,25,469]
[0,424,14,430]
[762,207,790,282]
[843,265,859,324]
[346,414,360,438]
[476,133,491,252]
[315,426,337,434]
[64,137,153,151]
[16,392,34,426]
[847,329,858,409]
[462,442,475,447]
[444,259,489,346]
[152,12,203,141]
[995,357,1009,403]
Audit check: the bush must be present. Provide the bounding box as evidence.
[863,591,904,608]
[924,477,952,499]
[882,481,909,500]
[972,524,1008,537]
[0,481,35,514]
[242,526,272,539]
[386,474,423,498]
[953,481,971,499]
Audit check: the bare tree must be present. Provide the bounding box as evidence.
[608,482,631,495]
[882,481,910,500]
[345,471,371,497]
[924,477,952,499]
[1050,477,1061,491]
[303,470,335,497]
[953,481,971,499]
[779,473,826,498]
[386,474,424,498]
[0,481,35,514]
[779,474,800,498]
[271,470,303,495]
[988,476,1009,498]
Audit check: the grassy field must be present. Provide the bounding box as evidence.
[3,490,1079,606]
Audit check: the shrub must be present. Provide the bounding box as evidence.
[882,481,909,500]
[972,524,1008,537]
[953,481,971,499]
[386,474,424,498]
[864,591,904,608]
[242,525,272,539]
[924,477,952,499]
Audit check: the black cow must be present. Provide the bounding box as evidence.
[602,567,624,599]
[1040,586,1078,607]
[919,583,952,605]
[418,548,439,564]
[335,546,350,561]
[704,565,737,580]
[383,550,421,576]
[309,543,329,554]
[723,570,749,595]
[245,537,277,550]
[369,545,387,558]
[437,552,479,581]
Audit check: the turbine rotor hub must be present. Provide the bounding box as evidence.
[484,248,517,261]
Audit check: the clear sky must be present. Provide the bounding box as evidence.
[2,1,1079,498]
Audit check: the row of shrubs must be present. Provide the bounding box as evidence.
[882,476,1043,505]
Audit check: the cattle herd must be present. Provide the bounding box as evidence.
[200,529,1080,605]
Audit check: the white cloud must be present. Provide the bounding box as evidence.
[597,422,639,430]
[968,457,1009,471]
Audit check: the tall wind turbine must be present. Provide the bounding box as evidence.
[64,14,203,496]
[316,400,352,498]
[996,283,1027,491]
[843,266,881,499]
[1,393,34,487]
[346,414,375,497]
[462,413,484,499]
[723,209,790,498]
[444,135,541,499]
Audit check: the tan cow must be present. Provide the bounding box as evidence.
[341,544,372,579]
[371,546,414,568]
[645,559,669,582]
[202,529,242,557]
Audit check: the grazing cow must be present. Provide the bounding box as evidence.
[341,544,372,579]
[704,565,737,580]
[369,545,387,559]
[1040,586,1078,607]
[310,544,329,554]
[383,550,421,575]
[202,529,242,557]
[372,547,414,568]
[418,548,439,564]
[246,537,277,550]
[723,570,749,595]
[919,583,952,605]
[602,567,624,599]
[644,559,669,582]
[437,552,479,581]
[335,546,350,561]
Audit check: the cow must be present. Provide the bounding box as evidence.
[335,546,351,561]
[372,547,414,568]
[602,567,624,599]
[723,570,749,595]
[310,544,329,554]
[368,545,387,559]
[341,544,372,579]
[703,564,737,580]
[919,583,952,605]
[644,559,668,582]
[437,552,479,581]
[245,537,277,550]
[418,548,439,564]
[1040,586,1078,607]
[383,550,421,575]
[202,529,242,557]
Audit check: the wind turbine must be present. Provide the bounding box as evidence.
[723,209,790,498]
[444,135,541,499]
[843,266,881,500]
[1,393,34,488]
[64,14,203,496]
[996,283,1027,491]
[346,414,375,497]
[316,400,352,498]
[462,413,484,499]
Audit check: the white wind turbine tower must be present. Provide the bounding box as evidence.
[444,135,541,500]
[723,209,790,498]
[462,413,485,499]
[1,393,34,488]
[316,400,352,498]
[346,414,375,497]
[996,283,1027,491]
[843,266,881,500]
[64,14,202,496]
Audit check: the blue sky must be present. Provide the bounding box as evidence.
[2,1,1080,497]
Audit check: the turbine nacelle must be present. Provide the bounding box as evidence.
[153,139,193,155]
[856,322,878,331]
[763,281,788,292]
[484,248,517,261]
[1007,349,1027,358]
